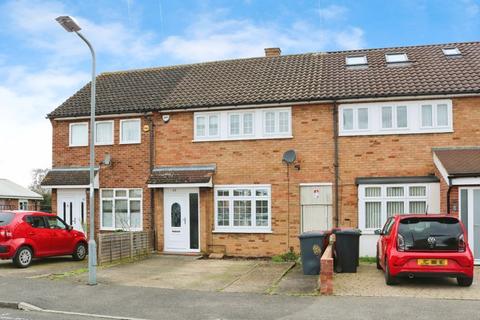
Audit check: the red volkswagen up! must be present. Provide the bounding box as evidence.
[0,211,87,268]
[376,214,474,286]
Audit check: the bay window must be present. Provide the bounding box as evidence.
[101,188,143,231]
[214,185,271,232]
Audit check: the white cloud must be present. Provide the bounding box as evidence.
[317,4,348,20]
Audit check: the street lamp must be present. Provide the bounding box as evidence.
[56,15,97,285]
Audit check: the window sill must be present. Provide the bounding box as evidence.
[69,144,88,148]
[193,136,293,142]
[119,141,141,145]
[100,228,143,232]
[213,229,272,234]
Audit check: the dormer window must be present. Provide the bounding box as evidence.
[442,47,461,56]
[385,53,408,63]
[346,55,367,66]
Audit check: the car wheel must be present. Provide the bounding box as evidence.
[376,246,382,270]
[457,276,473,287]
[13,246,33,268]
[384,259,398,286]
[72,242,87,261]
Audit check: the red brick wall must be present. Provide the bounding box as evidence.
[0,198,40,210]
[51,116,153,234]
[50,96,480,257]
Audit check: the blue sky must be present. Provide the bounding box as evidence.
[0,0,479,187]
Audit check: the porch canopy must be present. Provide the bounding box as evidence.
[433,147,480,185]
[147,164,216,188]
[40,167,99,189]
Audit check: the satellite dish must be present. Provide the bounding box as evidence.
[282,150,296,164]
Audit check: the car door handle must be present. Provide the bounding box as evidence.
[28,232,35,236]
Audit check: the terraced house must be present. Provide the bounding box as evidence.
[41,42,480,262]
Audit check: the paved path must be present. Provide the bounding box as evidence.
[335,264,480,300]
[0,277,480,320]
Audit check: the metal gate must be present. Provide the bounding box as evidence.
[300,183,333,232]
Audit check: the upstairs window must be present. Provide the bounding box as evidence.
[69,122,88,147]
[95,121,114,145]
[229,112,254,136]
[385,53,408,63]
[342,107,369,131]
[421,103,450,128]
[195,114,219,138]
[264,109,291,135]
[442,47,461,56]
[346,55,367,66]
[120,119,141,144]
[381,106,407,129]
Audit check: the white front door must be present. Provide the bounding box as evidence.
[163,188,199,252]
[460,188,480,264]
[57,189,86,233]
[300,184,333,232]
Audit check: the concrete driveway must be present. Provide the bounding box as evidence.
[334,263,480,300]
[66,254,294,293]
[0,256,86,279]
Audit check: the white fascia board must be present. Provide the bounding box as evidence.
[433,153,450,185]
[451,177,480,186]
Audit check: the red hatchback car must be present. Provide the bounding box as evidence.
[0,211,87,268]
[376,214,474,286]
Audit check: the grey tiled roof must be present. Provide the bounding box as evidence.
[148,165,215,185]
[41,169,98,186]
[434,147,480,177]
[48,42,480,119]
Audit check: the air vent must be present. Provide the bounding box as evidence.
[346,55,367,66]
[442,47,461,56]
[385,53,408,63]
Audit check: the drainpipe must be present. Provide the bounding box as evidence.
[147,114,157,250]
[333,101,340,227]
[447,177,452,215]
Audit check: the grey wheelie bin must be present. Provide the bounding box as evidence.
[333,229,361,273]
[298,230,331,275]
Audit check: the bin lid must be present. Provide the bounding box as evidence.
[333,228,362,235]
[299,230,330,239]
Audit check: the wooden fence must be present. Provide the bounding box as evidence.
[98,231,152,265]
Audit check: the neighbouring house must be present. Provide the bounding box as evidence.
[0,178,43,211]
[41,42,480,262]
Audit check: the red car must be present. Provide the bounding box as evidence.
[0,211,87,268]
[376,214,474,287]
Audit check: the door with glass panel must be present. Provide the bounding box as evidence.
[57,189,86,232]
[460,188,480,264]
[163,188,199,252]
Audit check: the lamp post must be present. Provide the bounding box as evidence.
[56,16,97,285]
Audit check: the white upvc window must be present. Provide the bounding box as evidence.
[359,184,437,232]
[342,107,369,131]
[228,112,254,137]
[195,114,220,138]
[193,107,291,141]
[346,55,367,66]
[214,185,271,233]
[385,53,408,63]
[18,199,28,210]
[120,119,141,144]
[100,188,143,231]
[95,120,114,145]
[69,122,88,147]
[263,109,291,135]
[339,99,453,136]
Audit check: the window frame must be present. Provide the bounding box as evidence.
[69,122,89,147]
[119,119,141,144]
[442,47,461,56]
[213,185,272,233]
[228,111,255,137]
[95,120,114,146]
[100,188,143,231]
[341,107,370,131]
[195,113,221,139]
[18,199,28,210]
[346,55,368,66]
[385,53,408,63]
[420,103,452,129]
[359,184,431,232]
[263,109,292,136]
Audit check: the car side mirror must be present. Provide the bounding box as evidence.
[67,225,73,231]
[374,229,383,235]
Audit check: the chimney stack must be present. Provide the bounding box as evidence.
[264,47,281,57]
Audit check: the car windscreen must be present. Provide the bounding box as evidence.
[0,212,15,226]
[398,217,463,251]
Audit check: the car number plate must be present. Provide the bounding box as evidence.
[417,259,448,266]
